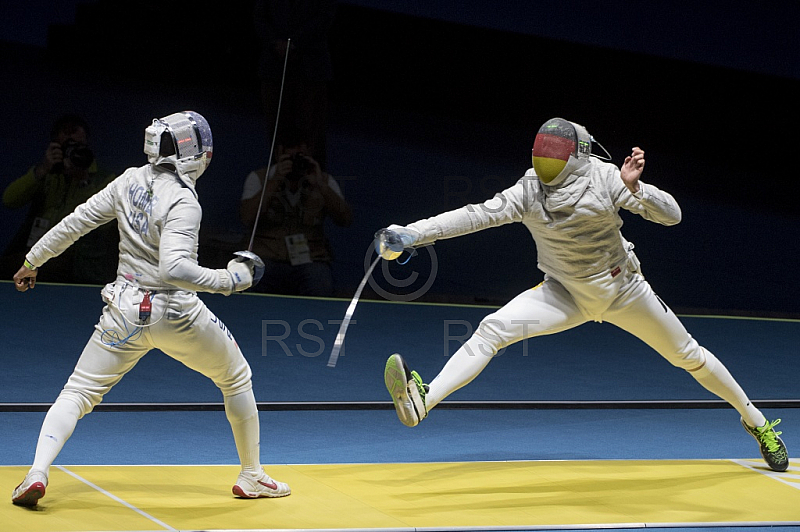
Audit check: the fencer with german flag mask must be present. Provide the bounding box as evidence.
[378,117,789,472]
[11,111,290,507]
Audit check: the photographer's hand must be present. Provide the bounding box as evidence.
[35,142,63,179]
[240,162,286,226]
[303,156,325,188]
[275,153,293,181]
[256,159,289,214]
[312,161,353,227]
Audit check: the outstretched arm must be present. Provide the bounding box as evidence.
[24,177,119,270]
[376,179,530,259]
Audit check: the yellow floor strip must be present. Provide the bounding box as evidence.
[2,459,798,531]
[1,466,169,532]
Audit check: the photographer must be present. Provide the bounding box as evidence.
[1,115,118,283]
[240,130,352,296]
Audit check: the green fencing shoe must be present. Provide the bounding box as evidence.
[741,418,789,472]
[385,354,428,427]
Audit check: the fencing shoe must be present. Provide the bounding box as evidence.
[741,418,789,472]
[12,469,47,506]
[232,469,291,498]
[385,353,428,427]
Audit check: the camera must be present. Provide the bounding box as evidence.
[61,139,94,169]
[286,152,311,182]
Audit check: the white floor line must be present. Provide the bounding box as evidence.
[194,522,800,532]
[730,459,800,490]
[55,465,176,531]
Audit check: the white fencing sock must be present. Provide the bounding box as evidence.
[32,398,82,476]
[224,389,262,475]
[689,350,766,428]
[427,334,497,409]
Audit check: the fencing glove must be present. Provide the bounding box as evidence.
[375,225,420,260]
[227,258,255,292]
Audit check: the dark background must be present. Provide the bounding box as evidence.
[1,0,798,316]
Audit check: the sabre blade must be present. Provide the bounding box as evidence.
[232,40,291,288]
[248,38,291,252]
[327,255,381,368]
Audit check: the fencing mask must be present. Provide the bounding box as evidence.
[143,111,213,190]
[531,117,593,186]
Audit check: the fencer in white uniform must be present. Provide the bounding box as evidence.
[379,117,788,472]
[11,111,290,506]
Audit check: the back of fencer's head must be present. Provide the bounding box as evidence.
[144,111,213,186]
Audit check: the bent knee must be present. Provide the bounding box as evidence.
[216,363,254,397]
[60,370,121,418]
[57,389,100,419]
[476,314,514,353]
[662,339,706,370]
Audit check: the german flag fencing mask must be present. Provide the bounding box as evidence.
[531,118,592,186]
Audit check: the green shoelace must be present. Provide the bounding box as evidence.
[756,419,784,453]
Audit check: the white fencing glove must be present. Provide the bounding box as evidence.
[375,225,421,260]
[227,258,255,292]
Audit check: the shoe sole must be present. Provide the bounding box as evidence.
[385,354,420,427]
[741,418,789,472]
[232,484,291,498]
[12,482,45,507]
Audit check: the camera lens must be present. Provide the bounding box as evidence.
[62,140,94,169]
[287,153,309,181]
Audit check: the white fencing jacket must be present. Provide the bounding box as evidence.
[26,164,235,295]
[405,158,682,317]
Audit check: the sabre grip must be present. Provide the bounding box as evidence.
[375,226,419,260]
[232,250,266,288]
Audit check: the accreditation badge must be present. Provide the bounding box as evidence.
[285,233,312,266]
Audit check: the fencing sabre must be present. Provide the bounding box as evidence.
[326,253,381,368]
[327,229,420,368]
[233,39,292,283]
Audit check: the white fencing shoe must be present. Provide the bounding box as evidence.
[232,469,291,498]
[12,469,48,507]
